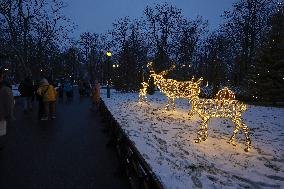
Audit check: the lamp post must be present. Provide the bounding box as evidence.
[106,51,112,98]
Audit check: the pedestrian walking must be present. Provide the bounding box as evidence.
[18,76,34,113]
[36,78,57,120]
[57,82,64,103]
[64,80,73,103]
[78,80,85,97]
[91,80,100,111]
[0,69,14,150]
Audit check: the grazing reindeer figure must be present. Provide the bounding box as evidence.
[191,87,252,152]
[147,62,203,112]
[139,82,149,103]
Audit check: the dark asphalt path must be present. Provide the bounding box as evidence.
[0,94,130,189]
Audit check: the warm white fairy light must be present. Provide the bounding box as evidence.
[137,63,252,152]
[205,81,209,87]
[147,62,203,111]
[191,87,252,152]
[138,82,149,103]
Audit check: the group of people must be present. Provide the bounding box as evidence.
[0,68,101,150]
[18,77,59,120]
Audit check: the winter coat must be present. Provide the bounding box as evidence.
[37,84,57,102]
[0,82,14,121]
[91,83,100,105]
[64,82,72,92]
[19,79,34,97]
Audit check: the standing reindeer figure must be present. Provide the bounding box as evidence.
[147,62,203,112]
[191,87,252,152]
[138,82,149,103]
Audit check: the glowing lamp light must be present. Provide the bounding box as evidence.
[4,68,8,71]
[40,69,43,72]
[106,51,112,57]
[112,64,116,68]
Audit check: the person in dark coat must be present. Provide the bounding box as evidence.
[64,80,73,103]
[18,77,34,113]
[0,69,14,150]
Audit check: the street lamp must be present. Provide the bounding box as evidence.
[112,64,119,68]
[106,51,112,57]
[106,51,112,98]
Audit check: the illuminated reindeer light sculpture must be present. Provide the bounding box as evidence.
[191,87,252,152]
[147,62,203,112]
[139,82,149,103]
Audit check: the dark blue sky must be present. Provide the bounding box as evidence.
[63,0,235,37]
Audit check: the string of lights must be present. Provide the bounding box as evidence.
[138,64,252,152]
[191,87,252,152]
[139,82,149,103]
[147,62,203,112]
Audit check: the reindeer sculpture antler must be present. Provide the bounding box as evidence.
[145,61,203,112]
[159,64,176,76]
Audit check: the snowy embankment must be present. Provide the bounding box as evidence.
[101,89,284,189]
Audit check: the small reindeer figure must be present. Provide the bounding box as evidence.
[147,62,203,112]
[139,82,149,103]
[191,87,252,152]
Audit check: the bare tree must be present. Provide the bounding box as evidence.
[0,0,72,78]
[222,0,276,84]
[144,3,182,56]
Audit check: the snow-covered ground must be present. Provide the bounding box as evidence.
[101,90,284,189]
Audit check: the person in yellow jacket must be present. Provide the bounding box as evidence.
[37,78,57,120]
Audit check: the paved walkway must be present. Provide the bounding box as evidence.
[0,93,130,189]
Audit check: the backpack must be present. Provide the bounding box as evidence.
[36,86,49,101]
